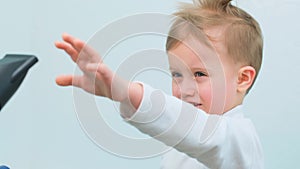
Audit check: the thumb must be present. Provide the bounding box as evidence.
[56,75,73,86]
[55,75,82,88]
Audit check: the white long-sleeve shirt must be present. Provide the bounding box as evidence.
[120,83,264,169]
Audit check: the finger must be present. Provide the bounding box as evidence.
[62,33,85,53]
[81,44,102,63]
[55,41,79,62]
[55,75,73,86]
[55,75,82,88]
[62,33,101,63]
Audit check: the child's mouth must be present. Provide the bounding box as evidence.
[189,102,202,108]
[185,100,202,109]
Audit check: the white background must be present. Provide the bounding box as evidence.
[0,0,299,169]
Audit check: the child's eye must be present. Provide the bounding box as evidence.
[171,72,182,78]
[194,71,206,77]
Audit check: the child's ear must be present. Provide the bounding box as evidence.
[237,66,256,93]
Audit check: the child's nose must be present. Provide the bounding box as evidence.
[180,78,198,98]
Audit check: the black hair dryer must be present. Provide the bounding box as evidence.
[0,54,38,111]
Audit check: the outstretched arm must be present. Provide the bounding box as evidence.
[55,33,143,109]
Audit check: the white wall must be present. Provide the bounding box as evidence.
[0,0,299,169]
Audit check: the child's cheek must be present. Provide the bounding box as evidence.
[197,82,213,112]
[172,81,181,99]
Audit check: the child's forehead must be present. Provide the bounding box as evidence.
[168,44,217,69]
[167,39,235,74]
[167,40,222,62]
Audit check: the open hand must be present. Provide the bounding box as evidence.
[55,33,122,100]
[54,33,143,107]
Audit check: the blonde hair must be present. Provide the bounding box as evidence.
[166,0,263,93]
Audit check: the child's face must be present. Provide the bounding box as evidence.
[168,41,240,114]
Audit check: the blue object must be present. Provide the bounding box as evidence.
[0,166,9,169]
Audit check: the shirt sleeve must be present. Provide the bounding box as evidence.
[120,83,264,169]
